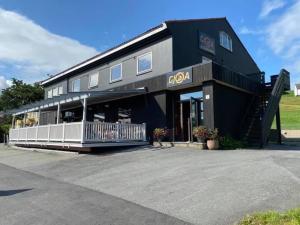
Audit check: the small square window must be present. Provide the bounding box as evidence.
[53,87,58,96]
[89,73,99,88]
[72,79,80,92]
[110,64,122,82]
[137,52,152,74]
[47,89,53,99]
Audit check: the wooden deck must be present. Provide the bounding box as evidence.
[9,121,148,149]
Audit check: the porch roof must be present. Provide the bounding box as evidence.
[9,88,147,116]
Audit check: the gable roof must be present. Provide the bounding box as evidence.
[295,84,300,89]
[41,17,251,86]
[41,23,168,86]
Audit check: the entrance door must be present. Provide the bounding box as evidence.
[190,97,201,141]
[178,91,203,141]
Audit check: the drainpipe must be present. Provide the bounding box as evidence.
[56,103,60,124]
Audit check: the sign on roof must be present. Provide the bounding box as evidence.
[199,32,215,54]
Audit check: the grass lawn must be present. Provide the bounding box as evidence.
[272,91,300,130]
[238,208,300,225]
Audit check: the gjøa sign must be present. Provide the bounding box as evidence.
[167,68,192,87]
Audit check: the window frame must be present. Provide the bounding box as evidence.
[47,89,53,99]
[110,63,123,83]
[219,31,233,52]
[137,52,152,75]
[58,86,63,95]
[88,73,99,89]
[71,79,80,92]
[52,87,59,97]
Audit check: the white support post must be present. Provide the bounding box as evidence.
[18,128,20,142]
[35,125,39,142]
[11,115,15,129]
[142,123,147,141]
[47,124,51,142]
[57,103,60,124]
[81,120,85,144]
[62,122,65,142]
[26,127,28,142]
[82,98,87,122]
[38,108,41,125]
[81,98,87,144]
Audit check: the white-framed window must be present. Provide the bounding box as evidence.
[137,52,152,75]
[58,86,63,95]
[47,89,53,99]
[110,63,122,82]
[71,79,80,92]
[89,73,99,88]
[220,31,232,51]
[53,87,58,97]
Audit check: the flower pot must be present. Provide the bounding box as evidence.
[196,137,205,143]
[207,140,219,150]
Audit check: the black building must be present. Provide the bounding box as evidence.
[9,18,290,148]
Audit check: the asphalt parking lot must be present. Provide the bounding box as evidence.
[1,144,300,225]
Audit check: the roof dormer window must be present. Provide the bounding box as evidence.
[220,31,232,52]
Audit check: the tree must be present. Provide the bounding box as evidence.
[0,78,44,111]
[0,79,44,141]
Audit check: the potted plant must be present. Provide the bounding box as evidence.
[192,126,208,143]
[153,128,167,143]
[207,128,219,150]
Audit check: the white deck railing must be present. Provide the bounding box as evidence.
[9,121,146,144]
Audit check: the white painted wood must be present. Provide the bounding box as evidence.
[9,121,147,145]
[62,122,65,142]
[47,124,51,142]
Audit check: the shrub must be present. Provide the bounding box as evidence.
[207,128,219,140]
[192,126,208,140]
[219,135,246,150]
[153,128,168,141]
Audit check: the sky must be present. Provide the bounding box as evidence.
[0,0,299,91]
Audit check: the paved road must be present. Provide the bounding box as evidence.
[0,160,190,225]
[1,145,300,225]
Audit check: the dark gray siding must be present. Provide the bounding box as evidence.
[44,80,68,99]
[213,82,252,138]
[67,37,173,93]
[167,19,260,77]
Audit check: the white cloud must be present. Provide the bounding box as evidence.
[260,0,286,18]
[266,1,300,55]
[266,0,300,84]
[0,7,98,82]
[239,26,264,35]
[0,76,10,92]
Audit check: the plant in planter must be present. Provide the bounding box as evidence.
[207,128,219,150]
[192,126,208,143]
[153,128,168,143]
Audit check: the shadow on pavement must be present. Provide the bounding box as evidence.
[0,188,32,197]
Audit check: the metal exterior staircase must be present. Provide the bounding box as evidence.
[261,69,290,147]
[241,69,290,147]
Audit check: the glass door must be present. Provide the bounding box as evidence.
[178,91,203,142]
[189,97,202,141]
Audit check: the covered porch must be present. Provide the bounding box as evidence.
[8,89,148,148]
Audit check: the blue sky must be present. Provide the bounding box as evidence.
[0,0,299,90]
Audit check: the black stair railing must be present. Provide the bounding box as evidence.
[261,69,290,147]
